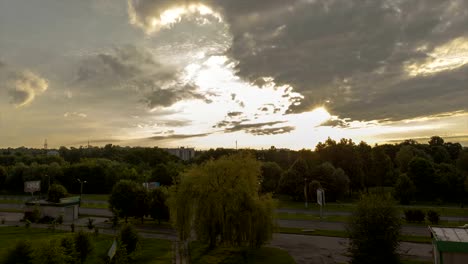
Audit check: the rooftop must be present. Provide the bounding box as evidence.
[430,226,468,243]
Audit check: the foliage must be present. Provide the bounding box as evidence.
[393,174,415,205]
[56,215,63,225]
[314,163,350,202]
[60,237,79,264]
[119,224,140,255]
[427,210,440,225]
[408,158,436,200]
[87,218,95,230]
[23,208,41,223]
[0,166,6,189]
[47,184,68,203]
[32,240,71,264]
[347,194,401,264]
[170,153,276,248]
[74,231,93,263]
[111,241,129,264]
[260,162,283,194]
[278,159,309,201]
[148,187,170,224]
[404,209,426,223]
[2,240,34,264]
[109,180,147,222]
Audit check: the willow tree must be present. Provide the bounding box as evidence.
[169,153,275,249]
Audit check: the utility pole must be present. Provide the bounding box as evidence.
[77,179,87,207]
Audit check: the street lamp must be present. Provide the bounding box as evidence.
[77,179,87,207]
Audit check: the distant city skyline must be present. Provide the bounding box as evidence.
[1,0,467,149]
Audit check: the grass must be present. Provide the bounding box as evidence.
[190,241,295,264]
[79,194,110,201]
[276,212,348,222]
[81,203,109,209]
[277,227,432,244]
[0,199,24,204]
[0,226,172,264]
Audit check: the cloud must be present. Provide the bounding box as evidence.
[64,112,87,118]
[75,45,211,109]
[147,132,211,141]
[5,70,49,107]
[227,111,242,117]
[248,126,295,136]
[319,119,350,128]
[223,120,285,133]
[127,0,468,121]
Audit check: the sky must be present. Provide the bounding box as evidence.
[0,0,467,150]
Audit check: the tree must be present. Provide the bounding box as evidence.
[407,157,436,200]
[260,162,283,194]
[32,240,70,264]
[429,136,444,146]
[278,159,309,200]
[347,194,401,264]
[119,224,140,255]
[371,147,394,190]
[393,174,415,205]
[109,180,147,223]
[0,165,6,190]
[169,153,275,249]
[74,232,93,264]
[47,184,68,203]
[2,240,34,264]
[148,187,170,224]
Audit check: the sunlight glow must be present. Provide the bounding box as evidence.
[142,4,222,33]
[405,37,468,76]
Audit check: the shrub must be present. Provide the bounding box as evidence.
[74,231,93,264]
[427,210,440,225]
[23,208,41,223]
[119,224,140,255]
[32,240,71,264]
[47,184,68,203]
[60,237,79,264]
[39,215,55,224]
[347,194,401,264]
[87,218,95,230]
[2,240,34,264]
[404,209,425,223]
[56,215,63,225]
[70,223,75,232]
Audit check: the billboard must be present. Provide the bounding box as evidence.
[317,188,325,206]
[24,181,41,193]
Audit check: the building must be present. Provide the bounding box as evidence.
[164,147,195,161]
[429,226,468,264]
[25,197,80,222]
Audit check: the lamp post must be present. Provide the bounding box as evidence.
[77,179,87,207]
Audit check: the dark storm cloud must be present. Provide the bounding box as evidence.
[129,0,468,121]
[75,45,211,109]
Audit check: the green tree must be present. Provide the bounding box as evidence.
[2,240,34,264]
[408,157,436,200]
[109,180,147,223]
[278,159,309,200]
[315,163,350,201]
[0,165,6,190]
[74,232,93,264]
[119,224,140,255]
[260,162,283,194]
[148,187,170,224]
[169,153,275,249]
[347,194,401,264]
[393,174,415,205]
[429,136,444,146]
[47,184,68,203]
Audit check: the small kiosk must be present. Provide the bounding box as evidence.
[429,226,468,264]
[24,197,80,222]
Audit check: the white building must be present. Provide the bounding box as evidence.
[164,147,195,161]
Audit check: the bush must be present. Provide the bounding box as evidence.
[32,240,71,264]
[87,218,95,230]
[23,208,41,223]
[60,237,79,264]
[2,240,34,264]
[74,231,93,264]
[47,184,68,203]
[404,209,426,223]
[38,215,55,224]
[56,215,63,225]
[119,224,140,255]
[427,210,440,225]
[347,194,401,264]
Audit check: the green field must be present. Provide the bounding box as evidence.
[0,227,171,264]
[190,242,295,264]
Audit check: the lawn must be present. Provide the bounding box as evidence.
[277,227,432,244]
[190,242,295,264]
[80,194,110,201]
[0,226,172,264]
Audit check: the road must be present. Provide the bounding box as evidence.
[0,204,439,236]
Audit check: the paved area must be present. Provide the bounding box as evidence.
[270,233,433,264]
